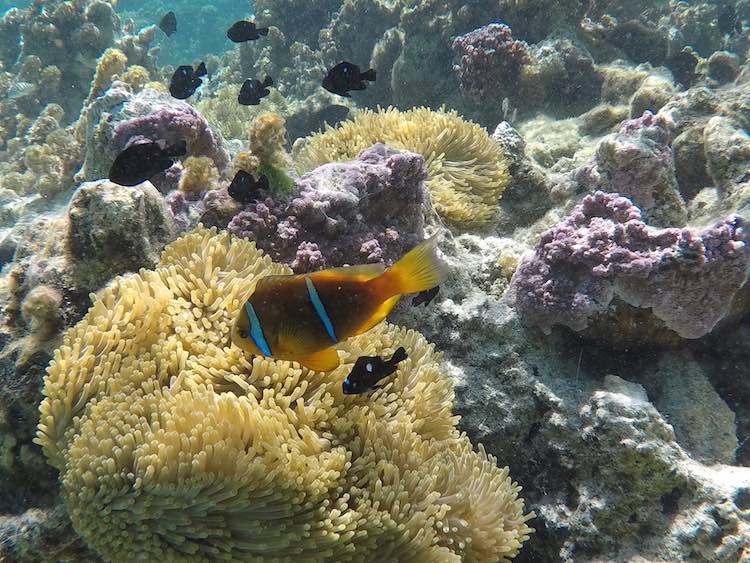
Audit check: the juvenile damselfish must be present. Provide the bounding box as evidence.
[232,236,444,371]
[322,61,376,97]
[238,76,273,105]
[227,20,269,42]
[343,347,408,394]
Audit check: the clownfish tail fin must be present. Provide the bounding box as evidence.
[377,235,445,297]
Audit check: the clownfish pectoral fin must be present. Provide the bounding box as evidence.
[296,347,341,373]
[354,293,401,335]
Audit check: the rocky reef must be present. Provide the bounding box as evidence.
[0,0,750,561]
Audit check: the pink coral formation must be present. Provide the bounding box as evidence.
[508,191,750,339]
[575,111,687,226]
[451,23,532,99]
[228,143,427,272]
[110,102,229,175]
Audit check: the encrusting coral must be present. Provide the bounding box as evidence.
[248,111,295,192]
[294,106,510,226]
[178,156,219,198]
[508,191,750,341]
[84,47,128,105]
[35,226,532,562]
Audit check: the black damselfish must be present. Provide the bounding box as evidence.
[158,11,176,37]
[322,61,376,97]
[238,76,273,105]
[227,20,269,42]
[227,170,269,203]
[109,140,186,187]
[412,285,439,307]
[343,347,408,395]
[169,62,207,100]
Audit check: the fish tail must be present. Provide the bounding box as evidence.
[376,235,444,297]
[166,139,187,157]
[361,68,376,81]
[390,347,407,364]
[259,27,269,35]
[263,76,274,87]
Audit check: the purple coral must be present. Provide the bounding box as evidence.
[508,191,750,339]
[228,143,427,272]
[110,99,229,174]
[451,23,531,98]
[575,111,686,226]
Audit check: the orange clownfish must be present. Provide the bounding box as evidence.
[231,236,445,372]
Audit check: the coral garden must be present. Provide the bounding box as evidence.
[0,0,749,561]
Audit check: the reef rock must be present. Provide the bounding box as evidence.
[229,143,427,272]
[507,191,750,344]
[77,84,230,187]
[392,236,750,563]
[67,180,176,282]
[575,112,687,226]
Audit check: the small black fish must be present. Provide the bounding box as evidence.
[343,347,408,395]
[109,140,186,187]
[412,285,439,307]
[227,20,269,42]
[322,61,376,97]
[169,63,206,100]
[158,11,177,37]
[238,76,273,105]
[718,3,739,36]
[227,170,269,203]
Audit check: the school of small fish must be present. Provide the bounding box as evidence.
[117,11,441,386]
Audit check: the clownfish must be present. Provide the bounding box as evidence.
[231,236,444,372]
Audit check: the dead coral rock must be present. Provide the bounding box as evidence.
[77,85,229,186]
[704,115,750,190]
[576,112,687,226]
[67,180,175,283]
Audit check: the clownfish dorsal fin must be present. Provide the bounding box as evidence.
[311,263,385,282]
[297,347,340,372]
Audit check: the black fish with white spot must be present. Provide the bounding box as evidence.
[109,140,187,187]
[227,20,269,42]
[238,76,273,105]
[228,170,269,203]
[158,11,177,37]
[169,62,207,100]
[322,61,376,97]
[343,347,408,395]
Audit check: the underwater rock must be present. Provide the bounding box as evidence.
[393,235,750,562]
[77,85,229,187]
[451,23,532,100]
[703,116,750,190]
[707,50,740,85]
[643,351,738,465]
[629,73,675,118]
[576,111,687,226]
[507,191,750,343]
[229,143,427,272]
[67,180,176,283]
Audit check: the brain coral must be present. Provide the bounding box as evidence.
[35,226,532,561]
[293,106,510,226]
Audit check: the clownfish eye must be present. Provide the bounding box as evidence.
[238,329,248,339]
